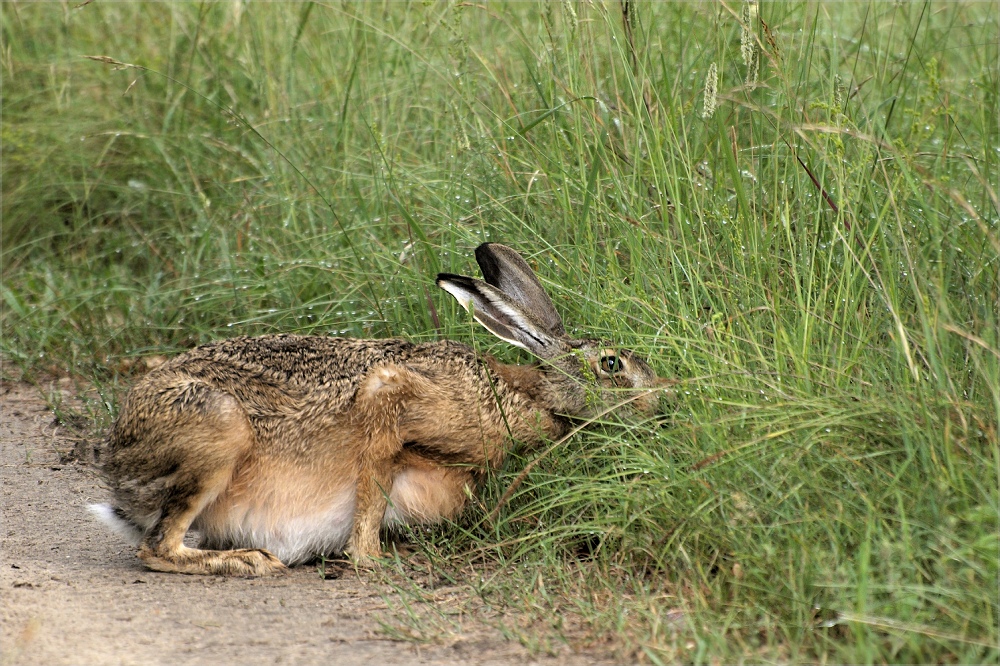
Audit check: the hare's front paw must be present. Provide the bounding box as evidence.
[346,534,385,570]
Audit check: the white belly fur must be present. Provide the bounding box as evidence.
[193,464,470,564]
[197,489,356,565]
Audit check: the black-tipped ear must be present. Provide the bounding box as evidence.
[474,243,565,337]
[437,273,564,358]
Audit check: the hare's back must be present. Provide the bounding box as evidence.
[146,334,478,413]
[166,334,418,385]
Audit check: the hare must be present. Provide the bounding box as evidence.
[90,243,668,576]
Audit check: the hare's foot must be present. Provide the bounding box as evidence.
[138,544,287,576]
[346,552,381,571]
[346,521,384,568]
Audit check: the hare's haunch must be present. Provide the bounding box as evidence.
[91,243,668,575]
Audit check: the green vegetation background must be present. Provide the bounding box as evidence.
[2,2,997,662]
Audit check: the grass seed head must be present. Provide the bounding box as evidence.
[702,62,719,119]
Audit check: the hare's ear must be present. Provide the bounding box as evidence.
[436,274,565,359]
[474,243,566,337]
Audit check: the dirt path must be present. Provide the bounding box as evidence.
[0,382,605,665]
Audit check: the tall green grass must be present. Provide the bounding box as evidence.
[3,2,997,662]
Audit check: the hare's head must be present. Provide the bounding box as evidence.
[437,243,669,418]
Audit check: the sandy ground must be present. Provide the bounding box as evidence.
[0,381,610,666]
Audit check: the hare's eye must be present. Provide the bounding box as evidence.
[600,355,623,374]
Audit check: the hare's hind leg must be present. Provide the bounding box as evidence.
[136,455,286,577]
[117,382,285,576]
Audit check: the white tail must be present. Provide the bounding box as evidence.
[88,503,143,546]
